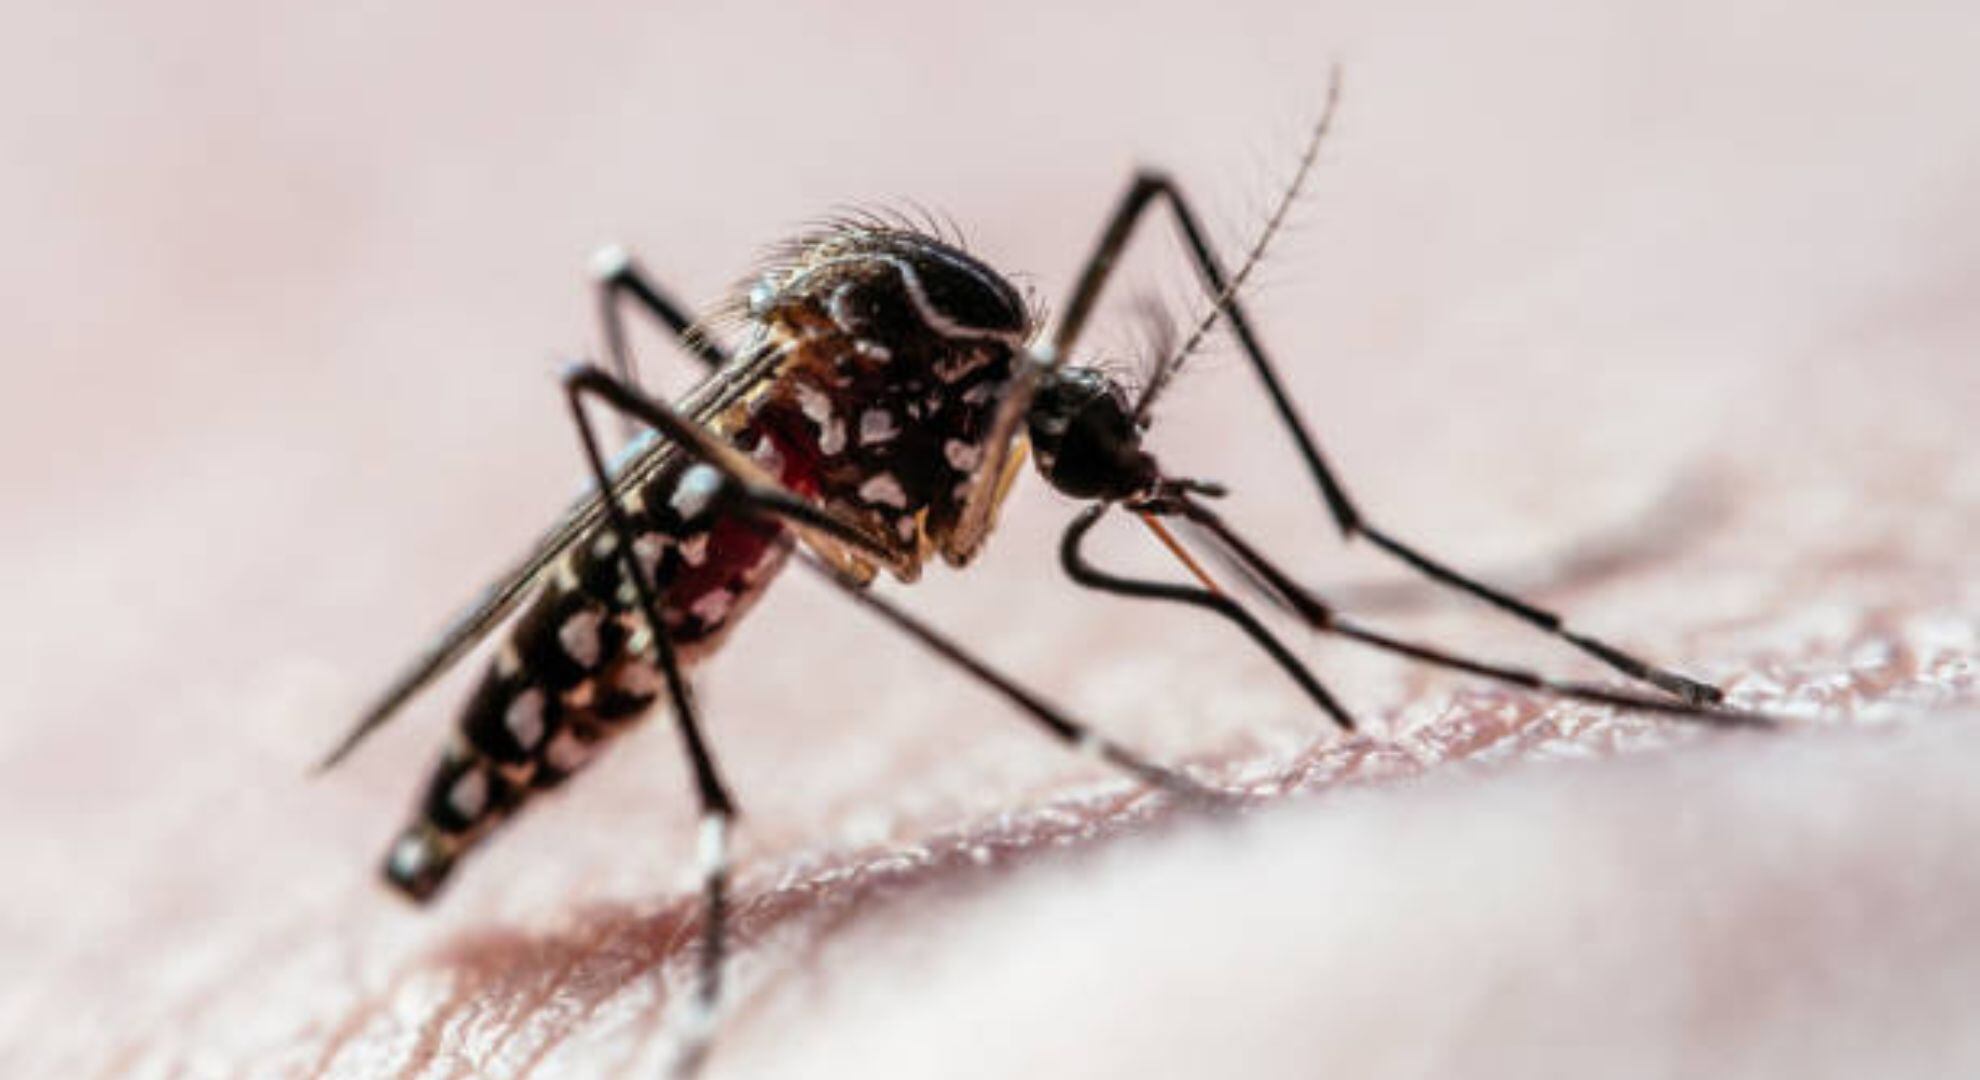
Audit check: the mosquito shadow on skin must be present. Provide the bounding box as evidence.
[1328,465,1736,615]
[323,685,1802,1077]
[395,698,1680,1066]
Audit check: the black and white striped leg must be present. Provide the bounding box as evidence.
[1050,161,1723,708]
[562,365,737,1075]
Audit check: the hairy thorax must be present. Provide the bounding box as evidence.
[737,225,1035,579]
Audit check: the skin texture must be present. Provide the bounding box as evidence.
[3,2,1977,1077]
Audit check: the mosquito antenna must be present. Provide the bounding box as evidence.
[1131,66,1342,426]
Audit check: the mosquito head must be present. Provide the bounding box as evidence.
[1027,364,1160,501]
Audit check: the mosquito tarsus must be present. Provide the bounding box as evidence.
[323,67,1772,1075]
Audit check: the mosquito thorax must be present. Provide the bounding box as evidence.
[743,226,1038,568]
[1027,364,1159,501]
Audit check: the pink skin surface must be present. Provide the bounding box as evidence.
[3,2,1978,1077]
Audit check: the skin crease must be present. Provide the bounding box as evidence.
[2,2,1978,1078]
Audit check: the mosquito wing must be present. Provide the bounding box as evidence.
[317,342,786,771]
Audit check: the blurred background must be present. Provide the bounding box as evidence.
[2,2,1976,1077]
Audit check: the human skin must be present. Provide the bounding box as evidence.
[2,2,1977,1078]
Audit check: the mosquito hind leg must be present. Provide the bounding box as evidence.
[558,362,1228,1070]
[1048,142,1722,707]
[1095,491,1772,729]
[562,364,739,1075]
[1061,503,1357,733]
[813,556,1229,807]
[561,362,1220,806]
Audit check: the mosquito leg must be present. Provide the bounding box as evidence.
[1060,504,1357,733]
[562,362,1226,806]
[1155,493,1775,728]
[1050,158,1722,707]
[590,244,729,443]
[562,366,737,1075]
[809,554,1227,805]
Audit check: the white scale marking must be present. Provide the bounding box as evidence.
[858,473,909,510]
[858,407,900,445]
[506,688,546,751]
[545,729,593,773]
[671,464,723,520]
[794,381,834,426]
[699,815,731,879]
[826,281,863,335]
[690,588,734,626]
[612,654,665,697]
[449,769,489,820]
[633,532,669,578]
[944,438,983,471]
[884,255,1028,348]
[558,609,604,669]
[793,381,846,454]
[750,435,785,476]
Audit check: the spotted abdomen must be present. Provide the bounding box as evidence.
[383,443,794,900]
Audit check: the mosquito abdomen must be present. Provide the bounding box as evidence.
[381,449,796,901]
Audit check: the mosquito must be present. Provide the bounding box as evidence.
[319,70,1767,1072]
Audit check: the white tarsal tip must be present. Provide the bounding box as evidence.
[677,995,717,1049]
[589,243,633,279]
[699,816,731,877]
